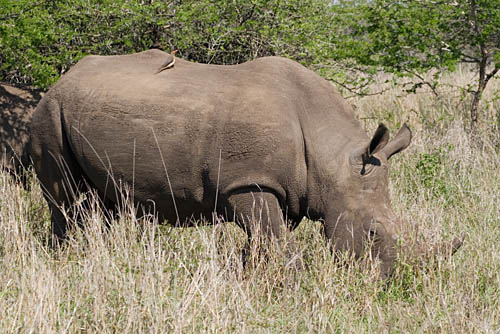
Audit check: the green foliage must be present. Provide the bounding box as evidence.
[175,0,330,65]
[0,0,332,89]
[331,0,500,77]
[0,0,178,88]
[395,143,459,207]
[3,0,498,130]
[414,146,458,204]
[330,0,500,125]
[416,151,446,197]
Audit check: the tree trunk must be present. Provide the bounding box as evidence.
[469,47,487,134]
[469,0,484,136]
[470,90,481,134]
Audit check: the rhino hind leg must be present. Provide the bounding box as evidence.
[31,98,95,243]
[226,190,302,268]
[36,139,93,242]
[34,154,86,243]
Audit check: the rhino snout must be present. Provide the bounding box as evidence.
[323,212,399,278]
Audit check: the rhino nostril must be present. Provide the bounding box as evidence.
[366,227,379,242]
[369,229,376,238]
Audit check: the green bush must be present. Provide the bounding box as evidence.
[0,0,333,90]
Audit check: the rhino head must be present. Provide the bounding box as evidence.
[322,124,462,279]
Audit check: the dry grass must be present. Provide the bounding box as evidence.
[0,71,499,333]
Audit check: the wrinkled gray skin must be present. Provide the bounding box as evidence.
[0,83,42,183]
[31,50,461,278]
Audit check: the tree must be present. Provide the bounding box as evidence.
[0,0,181,89]
[173,0,330,66]
[0,0,332,89]
[330,0,500,131]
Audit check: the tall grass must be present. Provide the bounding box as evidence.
[0,71,499,333]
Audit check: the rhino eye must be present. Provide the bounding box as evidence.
[360,156,381,175]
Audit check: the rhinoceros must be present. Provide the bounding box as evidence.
[0,82,41,182]
[31,50,462,277]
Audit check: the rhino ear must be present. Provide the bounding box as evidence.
[350,123,390,165]
[368,123,390,156]
[380,123,412,159]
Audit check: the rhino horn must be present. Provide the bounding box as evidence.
[415,233,465,261]
[435,233,465,257]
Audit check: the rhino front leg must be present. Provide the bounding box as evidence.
[226,190,301,268]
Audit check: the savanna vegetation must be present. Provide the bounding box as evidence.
[0,0,499,332]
